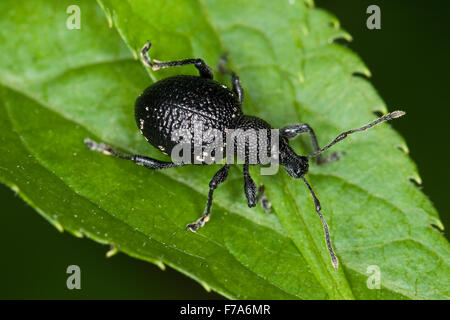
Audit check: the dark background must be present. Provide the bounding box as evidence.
[1,0,448,299]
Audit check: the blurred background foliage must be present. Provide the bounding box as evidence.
[0,0,448,299]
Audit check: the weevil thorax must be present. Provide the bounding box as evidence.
[233,115,275,164]
[279,138,309,178]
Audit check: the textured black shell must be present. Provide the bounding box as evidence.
[135,75,242,156]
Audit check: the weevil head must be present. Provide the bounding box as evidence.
[279,138,309,178]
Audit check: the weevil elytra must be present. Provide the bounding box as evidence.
[85,41,405,269]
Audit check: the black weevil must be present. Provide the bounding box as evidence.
[85,41,405,269]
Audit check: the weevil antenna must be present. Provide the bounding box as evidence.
[140,40,153,68]
[307,111,405,159]
[301,176,339,270]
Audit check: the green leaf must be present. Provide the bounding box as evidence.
[0,0,448,299]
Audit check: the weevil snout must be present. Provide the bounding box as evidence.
[283,154,309,178]
[279,141,309,178]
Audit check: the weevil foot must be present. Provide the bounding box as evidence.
[140,40,153,68]
[257,184,272,214]
[84,138,114,156]
[186,214,210,232]
[316,151,345,165]
[261,198,272,214]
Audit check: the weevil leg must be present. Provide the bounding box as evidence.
[218,54,244,104]
[256,184,272,214]
[141,41,213,79]
[84,138,184,170]
[243,165,272,212]
[280,123,341,165]
[301,176,339,269]
[243,163,257,207]
[186,164,230,232]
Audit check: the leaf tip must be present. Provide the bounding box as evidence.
[352,70,371,79]
[53,221,64,233]
[73,229,84,238]
[329,33,353,44]
[106,245,118,258]
[200,281,212,292]
[363,67,372,78]
[11,184,20,194]
[397,144,409,154]
[409,175,423,186]
[431,218,445,231]
[155,260,166,271]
